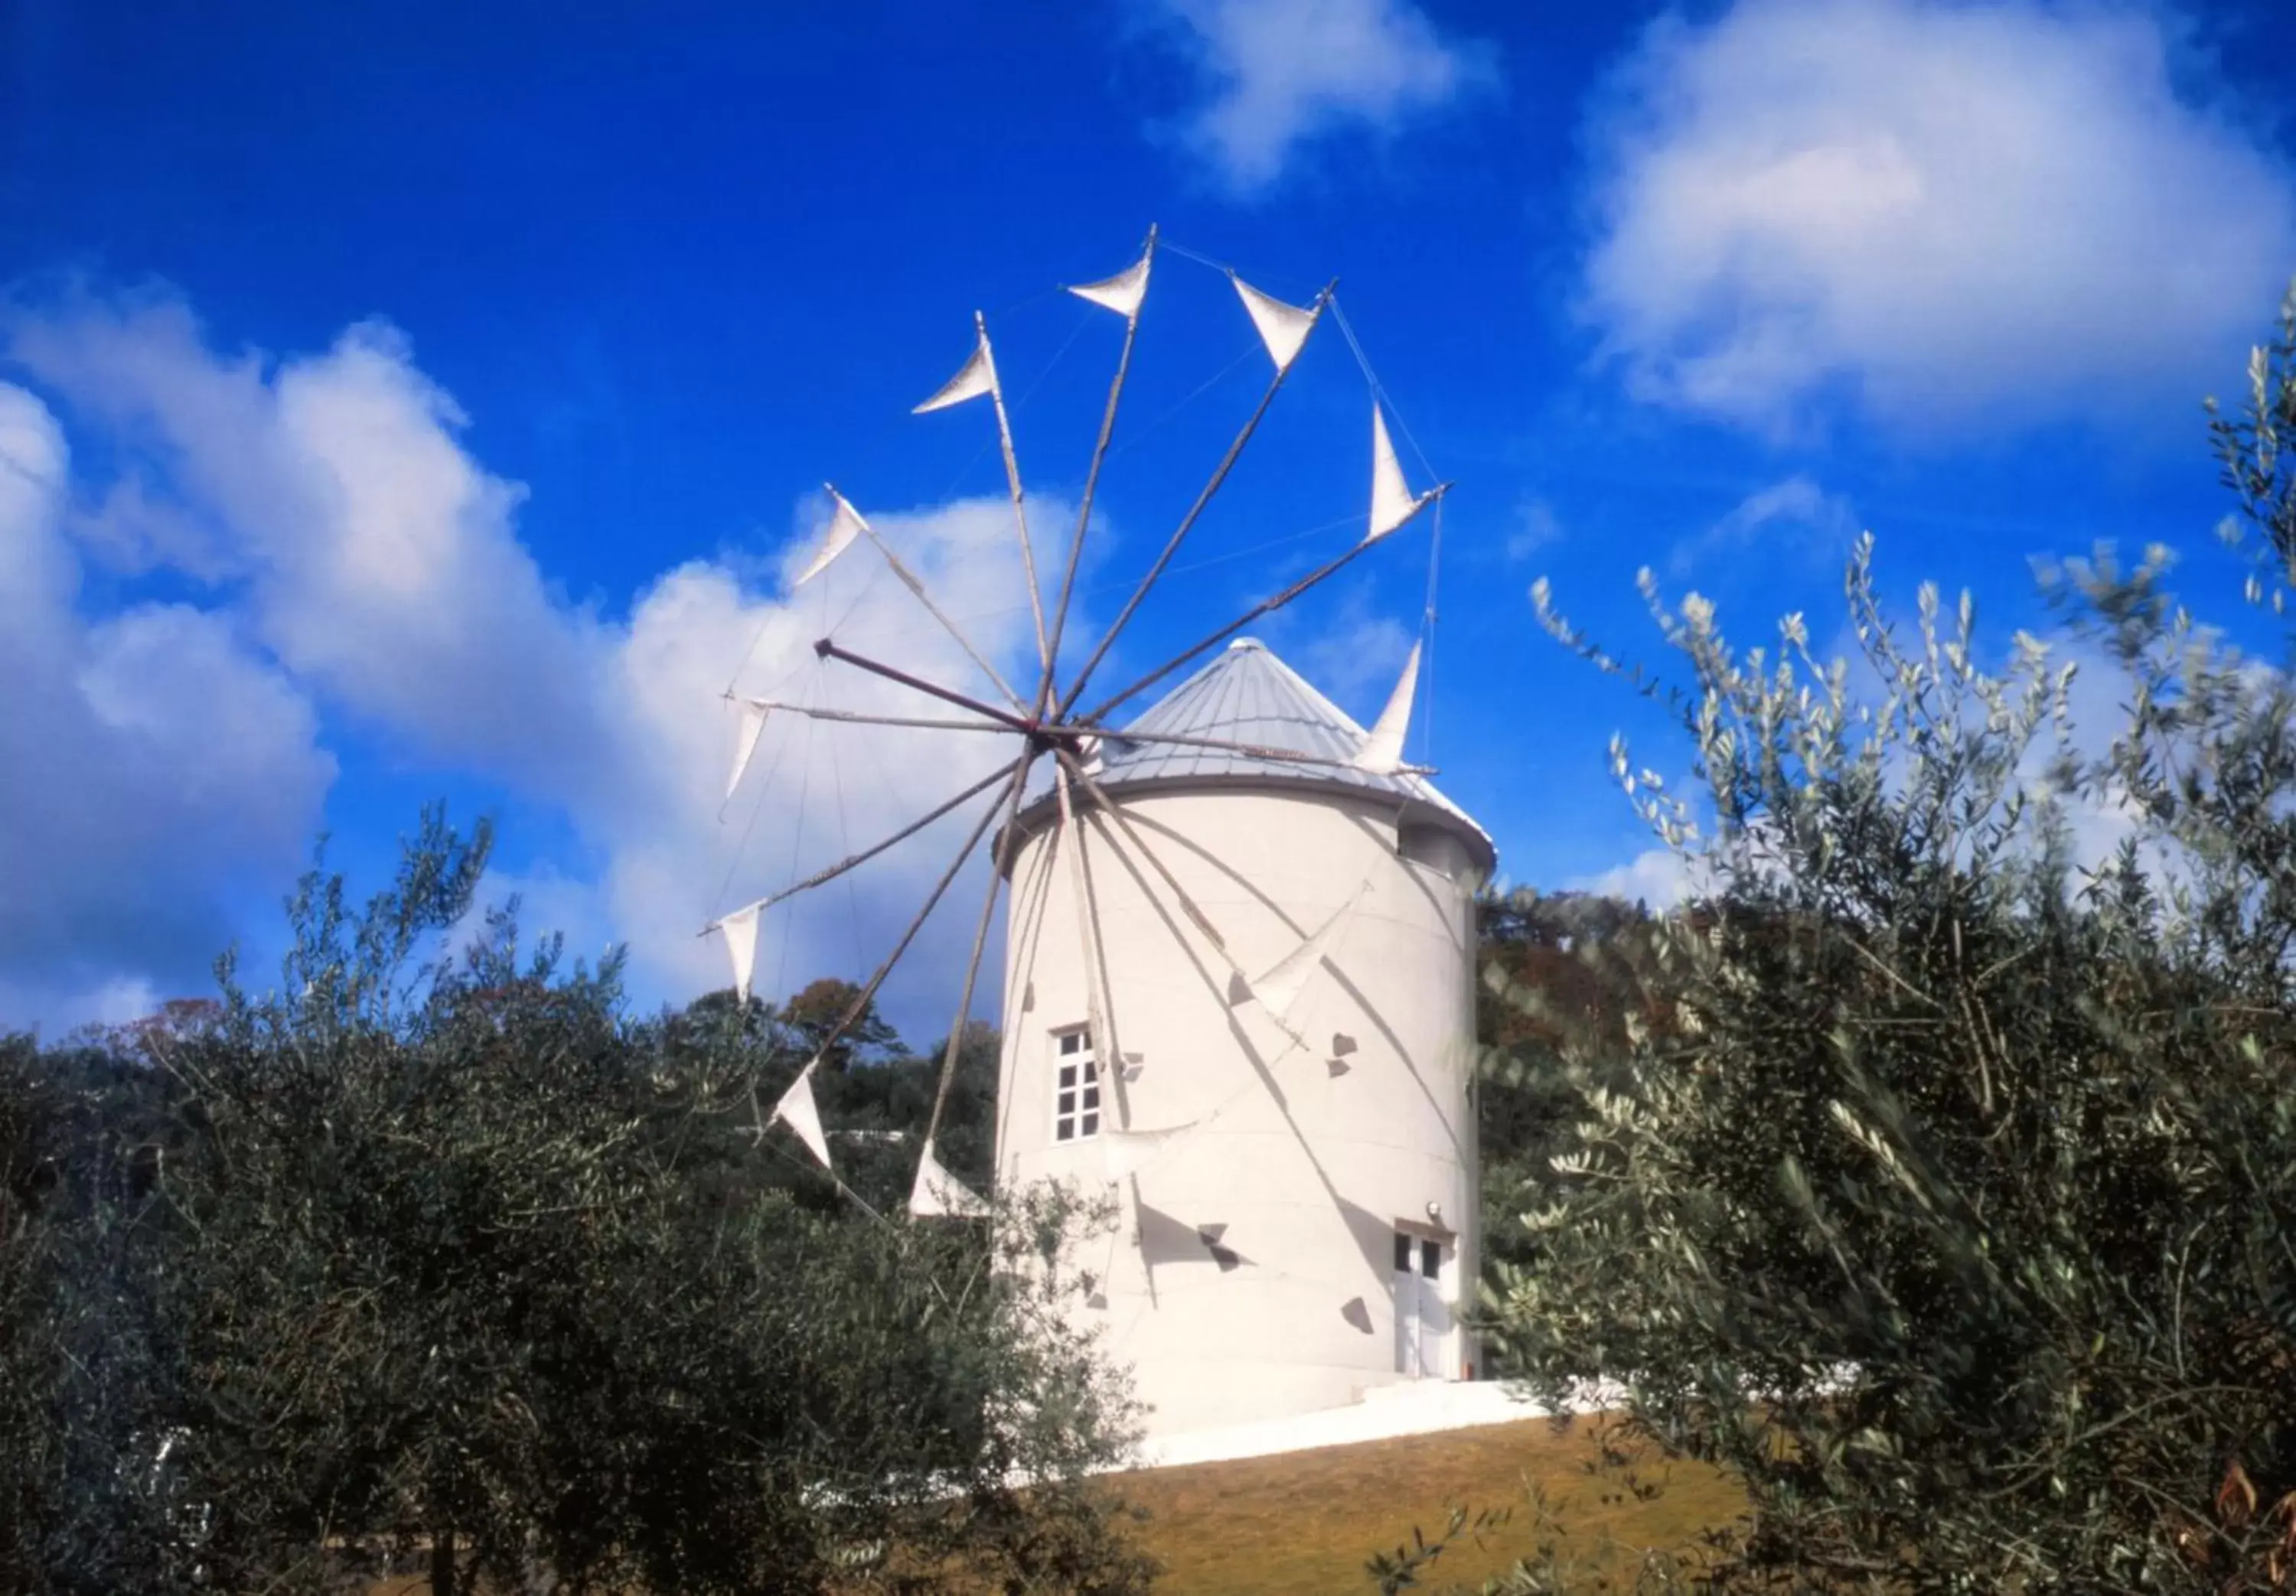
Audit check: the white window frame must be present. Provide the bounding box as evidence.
[1052,1026,1101,1143]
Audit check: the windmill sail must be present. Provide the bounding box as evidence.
[772,1060,834,1171]
[794,487,869,586]
[726,699,770,802]
[909,1138,990,1217]
[1231,275,1316,373]
[913,331,998,413]
[1248,885,1366,1019]
[1069,249,1151,319]
[1351,643,1420,775]
[717,902,763,1003]
[1367,403,1431,543]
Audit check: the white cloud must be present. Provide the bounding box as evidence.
[1505,496,1563,562]
[1140,0,1495,194]
[1669,474,1857,577]
[1280,580,1416,710]
[1579,0,2296,435]
[10,296,611,795]
[0,378,335,1031]
[4,288,1056,1036]
[1567,845,1698,910]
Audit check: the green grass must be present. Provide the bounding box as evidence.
[1104,1414,1746,1594]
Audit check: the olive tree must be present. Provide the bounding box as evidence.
[11,808,1150,1595]
[1462,282,2296,1591]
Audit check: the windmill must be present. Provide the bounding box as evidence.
[712,230,1493,1435]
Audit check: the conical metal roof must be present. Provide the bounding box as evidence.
[1013,637,1493,869]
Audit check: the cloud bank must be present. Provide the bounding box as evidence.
[0,376,336,1026]
[2,289,1051,1034]
[1578,0,2296,435]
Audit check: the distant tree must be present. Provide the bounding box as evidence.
[779,975,902,1073]
[1471,889,1662,1349]
[1455,280,2296,1591]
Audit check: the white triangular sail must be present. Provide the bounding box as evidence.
[1069,250,1151,319]
[1231,275,1315,373]
[912,332,997,413]
[726,699,771,802]
[909,1138,990,1217]
[1350,642,1420,775]
[1367,403,1431,543]
[794,487,869,586]
[717,902,762,1003]
[1250,884,1366,1019]
[771,1060,834,1171]
[1103,1121,1200,1184]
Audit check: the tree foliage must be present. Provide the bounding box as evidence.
[1,808,1149,1595]
[1469,280,2296,1590]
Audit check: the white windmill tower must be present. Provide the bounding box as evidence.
[709,228,1491,1440]
[996,637,1494,1435]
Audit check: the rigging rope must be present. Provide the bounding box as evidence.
[709,660,806,919]
[770,676,821,1005]
[1328,292,1444,770]
[1421,494,1443,769]
[1105,344,1258,461]
[782,510,1367,656]
[827,718,866,982]
[822,302,1094,660]
[1329,296,1440,482]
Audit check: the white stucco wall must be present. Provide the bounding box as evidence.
[994,779,1485,1437]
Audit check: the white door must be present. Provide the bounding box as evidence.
[1394,1232,1450,1378]
[1416,1238,1452,1379]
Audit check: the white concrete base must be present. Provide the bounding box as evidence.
[1117,1379,1579,1472]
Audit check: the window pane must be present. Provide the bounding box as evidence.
[1059,1031,1079,1055]
[1055,1120,1071,1142]
[1081,1085,1100,1110]
[1082,1058,1098,1081]
[1420,1239,1440,1278]
[1058,1063,1075,1089]
[1079,1112,1098,1136]
[1393,1233,1413,1272]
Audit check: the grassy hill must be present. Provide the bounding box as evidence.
[1105,1414,1745,1594]
[360,1415,1741,1594]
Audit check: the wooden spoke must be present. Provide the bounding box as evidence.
[732,698,1019,738]
[769,767,1014,1077]
[1056,281,1336,718]
[981,310,1052,677]
[1078,488,1447,726]
[854,523,1029,712]
[921,752,1042,1152]
[1057,747,1312,1057]
[706,758,1020,931]
[1039,226,1156,717]
[814,638,1036,731]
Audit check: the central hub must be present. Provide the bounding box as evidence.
[1027,721,1091,760]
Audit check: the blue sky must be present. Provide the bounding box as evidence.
[4,0,2294,1041]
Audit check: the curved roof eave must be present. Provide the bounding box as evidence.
[994,635,1496,880]
[997,769,1497,879]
